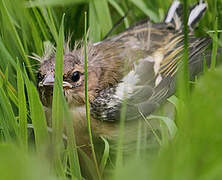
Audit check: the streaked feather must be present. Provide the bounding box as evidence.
[90,0,210,122]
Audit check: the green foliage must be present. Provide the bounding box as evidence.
[17,62,28,150]
[51,14,66,177]
[0,0,221,180]
[84,11,101,180]
[25,73,50,151]
[151,67,222,180]
[0,144,55,180]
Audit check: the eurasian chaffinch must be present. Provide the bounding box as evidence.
[37,0,210,148]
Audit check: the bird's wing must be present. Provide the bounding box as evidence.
[92,23,210,122]
[91,0,210,122]
[123,36,210,121]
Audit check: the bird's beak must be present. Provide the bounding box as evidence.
[41,74,54,87]
[39,74,73,88]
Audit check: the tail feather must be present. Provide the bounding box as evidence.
[188,1,207,28]
[164,0,182,23]
[164,0,207,30]
[164,0,183,30]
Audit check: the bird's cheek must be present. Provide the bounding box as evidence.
[64,89,85,106]
[64,89,72,104]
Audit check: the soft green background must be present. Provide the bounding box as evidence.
[0,0,221,179]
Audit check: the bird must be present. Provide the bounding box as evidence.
[37,0,210,150]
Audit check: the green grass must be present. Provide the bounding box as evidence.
[84,11,101,179]
[0,0,221,179]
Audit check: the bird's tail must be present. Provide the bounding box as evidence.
[164,0,207,30]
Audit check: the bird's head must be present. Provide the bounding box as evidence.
[37,48,101,107]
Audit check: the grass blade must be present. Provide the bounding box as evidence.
[210,17,218,70]
[148,115,177,138]
[57,85,82,179]
[180,0,190,101]
[177,0,190,128]
[84,12,101,179]
[39,7,59,43]
[108,0,129,28]
[26,0,88,7]
[100,136,110,175]
[114,98,127,179]
[51,14,66,177]
[0,69,18,107]
[0,0,35,81]
[89,1,101,42]
[129,0,159,22]
[0,83,18,140]
[0,37,17,70]
[167,95,179,114]
[17,63,28,150]
[32,7,51,41]
[26,81,49,151]
[91,0,112,39]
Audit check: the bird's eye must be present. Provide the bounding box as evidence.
[71,71,81,82]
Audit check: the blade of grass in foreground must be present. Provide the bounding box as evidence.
[51,14,66,177]
[25,76,49,152]
[56,81,82,179]
[114,90,127,179]
[84,12,101,180]
[180,0,190,101]
[52,13,82,179]
[151,66,222,180]
[177,0,190,127]
[17,63,28,150]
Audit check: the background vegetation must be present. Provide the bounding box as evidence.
[0,0,221,179]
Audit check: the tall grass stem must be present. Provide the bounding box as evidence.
[84,11,101,180]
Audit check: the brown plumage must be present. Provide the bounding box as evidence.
[37,1,210,149]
